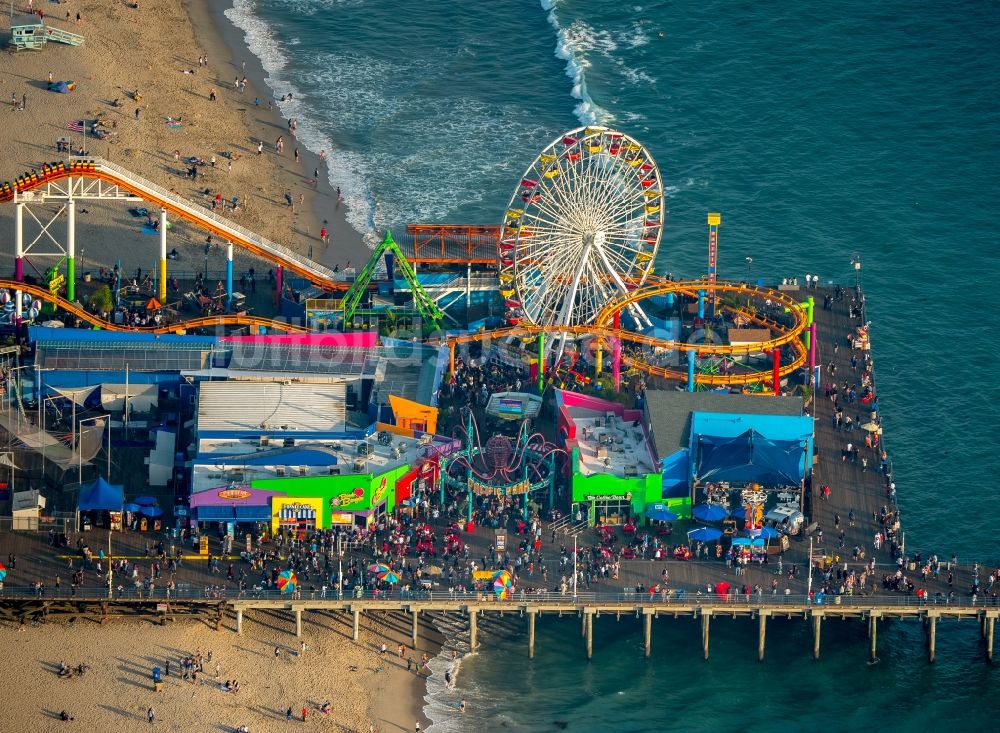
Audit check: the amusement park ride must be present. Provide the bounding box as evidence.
[438,409,562,524]
[0,127,820,392]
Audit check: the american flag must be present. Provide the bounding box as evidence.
[66,120,85,132]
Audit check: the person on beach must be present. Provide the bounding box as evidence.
[147,707,155,723]
[210,89,217,102]
[320,226,328,244]
[286,707,292,722]
[460,698,466,714]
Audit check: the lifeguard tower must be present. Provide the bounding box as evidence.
[10,15,84,51]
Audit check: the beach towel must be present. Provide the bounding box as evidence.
[49,81,75,94]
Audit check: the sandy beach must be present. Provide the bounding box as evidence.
[0,607,438,733]
[0,2,434,729]
[0,0,368,283]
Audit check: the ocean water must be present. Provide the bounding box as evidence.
[226,0,1000,728]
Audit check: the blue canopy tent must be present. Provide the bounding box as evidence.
[695,428,805,486]
[78,477,124,511]
[692,503,728,522]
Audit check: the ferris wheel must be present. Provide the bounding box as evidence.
[499,126,664,328]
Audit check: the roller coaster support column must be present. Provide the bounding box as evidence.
[772,348,781,396]
[66,198,76,302]
[158,209,168,303]
[802,297,814,350]
[449,343,456,376]
[537,332,545,392]
[613,310,621,330]
[612,338,621,391]
[226,242,234,310]
[808,323,817,383]
[15,202,24,281]
[697,290,705,320]
[687,350,696,392]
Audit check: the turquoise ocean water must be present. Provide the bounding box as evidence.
[226,0,1000,728]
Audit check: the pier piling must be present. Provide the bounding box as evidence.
[987,615,995,664]
[236,608,243,636]
[643,610,652,658]
[928,614,937,663]
[528,611,536,659]
[469,609,479,650]
[411,609,419,648]
[294,607,302,638]
[701,610,711,660]
[869,614,878,663]
[352,609,360,642]
[585,610,594,659]
[812,612,822,660]
[758,611,768,662]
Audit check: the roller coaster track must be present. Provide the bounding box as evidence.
[0,279,309,334]
[445,279,809,385]
[0,159,342,288]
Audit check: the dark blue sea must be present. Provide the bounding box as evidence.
[226,0,1000,728]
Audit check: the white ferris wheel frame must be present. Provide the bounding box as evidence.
[499,126,664,329]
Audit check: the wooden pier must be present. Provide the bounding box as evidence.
[2,593,997,665]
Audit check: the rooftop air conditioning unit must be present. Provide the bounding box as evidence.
[352,458,367,472]
[418,433,433,446]
[623,465,638,477]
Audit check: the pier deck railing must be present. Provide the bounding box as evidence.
[3,587,998,609]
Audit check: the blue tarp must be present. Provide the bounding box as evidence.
[696,428,804,485]
[78,477,124,511]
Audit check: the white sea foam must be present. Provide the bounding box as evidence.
[541,0,614,126]
[225,0,380,242]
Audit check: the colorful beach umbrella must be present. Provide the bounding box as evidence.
[492,570,514,595]
[377,570,401,584]
[367,563,391,574]
[276,569,297,594]
[0,562,6,582]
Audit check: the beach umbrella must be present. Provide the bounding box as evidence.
[860,422,880,432]
[692,504,728,522]
[145,297,162,310]
[377,569,401,584]
[0,562,6,582]
[123,502,141,514]
[492,570,514,595]
[134,495,158,506]
[731,537,751,547]
[687,527,723,542]
[367,563,391,574]
[140,506,164,517]
[645,503,678,522]
[276,569,297,594]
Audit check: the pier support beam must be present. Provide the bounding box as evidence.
[159,209,168,303]
[987,615,995,664]
[585,610,593,659]
[758,611,769,662]
[928,614,937,663]
[869,614,878,663]
[352,609,360,642]
[643,609,653,658]
[236,608,243,636]
[469,610,479,650]
[411,608,419,648]
[528,611,536,659]
[812,612,822,660]
[66,198,76,301]
[294,608,302,638]
[701,610,711,661]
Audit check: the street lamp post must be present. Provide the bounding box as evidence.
[807,536,814,601]
[745,257,752,283]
